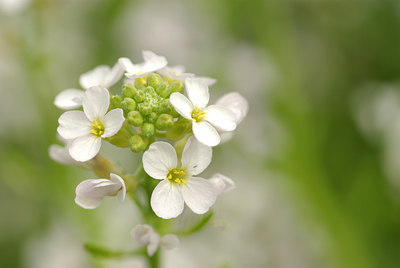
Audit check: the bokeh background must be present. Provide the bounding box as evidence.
[1,0,400,267]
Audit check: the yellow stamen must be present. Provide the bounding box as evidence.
[167,168,187,185]
[191,108,206,123]
[90,119,105,137]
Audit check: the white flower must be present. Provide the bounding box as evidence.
[131,224,179,256]
[75,173,126,209]
[143,137,217,219]
[119,51,167,79]
[208,173,235,195]
[57,86,125,162]
[49,136,79,166]
[54,62,124,110]
[0,0,29,14]
[215,92,249,143]
[157,65,194,81]
[170,78,237,147]
[197,77,217,86]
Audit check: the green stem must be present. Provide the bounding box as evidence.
[148,250,160,268]
[178,211,214,236]
[84,243,145,259]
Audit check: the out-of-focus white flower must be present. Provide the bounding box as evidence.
[48,136,79,166]
[157,65,194,81]
[215,92,249,143]
[75,173,126,209]
[208,173,235,195]
[170,78,236,147]
[197,77,217,86]
[119,51,167,79]
[143,137,217,219]
[57,87,125,162]
[131,224,179,256]
[54,62,124,110]
[0,0,29,14]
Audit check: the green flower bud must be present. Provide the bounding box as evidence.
[144,86,157,96]
[135,77,147,87]
[133,90,145,103]
[138,103,152,115]
[122,84,137,98]
[155,81,171,98]
[147,73,163,88]
[127,111,143,126]
[155,114,174,130]
[158,100,173,114]
[145,112,158,124]
[170,80,184,94]
[110,95,122,109]
[142,122,155,137]
[121,97,137,112]
[130,134,148,153]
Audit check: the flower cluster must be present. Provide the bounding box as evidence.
[50,50,248,257]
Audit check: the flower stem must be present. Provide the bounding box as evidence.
[148,250,160,268]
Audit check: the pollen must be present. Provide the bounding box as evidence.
[167,168,187,185]
[191,108,206,123]
[90,119,105,137]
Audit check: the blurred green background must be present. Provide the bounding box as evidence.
[1,0,400,267]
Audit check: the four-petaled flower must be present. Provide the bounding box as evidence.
[54,62,124,110]
[158,65,194,81]
[57,86,125,162]
[119,51,167,79]
[75,173,126,209]
[143,137,217,219]
[131,224,179,256]
[170,78,237,147]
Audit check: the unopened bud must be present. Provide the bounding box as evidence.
[133,90,145,103]
[147,73,163,88]
[121,97,137,112]
[135,76,147,87]
[145,112,158,124]
[110,95,122,108]
[104,121,131,148]
[122,84,137,98]
[130,134,148,153]
[158,100,172,114]
[127,111,143,126]
[142,122,155,137]
[155,114,174,130]
[170,81,184,94]
[155,81,171,98]
[138,103,152,115]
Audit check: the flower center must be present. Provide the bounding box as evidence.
[191,108,206,123]
[167,168,187,185]
[90,119,105,137]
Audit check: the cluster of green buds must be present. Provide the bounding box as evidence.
[108,73,191,153]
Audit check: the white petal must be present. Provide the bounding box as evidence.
[142,50,168,73]
[57,111,91,139]
[150,180,184,219]
[181,177,217,214]
[102,109,125,138]
[49,144,77,166]
[79,65,110,89]
[219,131,234,144]
[181,136,212,176]
[208,173,235,195]
[147,232,161,256]
[82,86,110,121]
[205,105,237,132]
[69,134,101,162]
[216,92,249,124]
[143,142,177,180]
[103,61,124,88]
[199,77,217,86]
[119,57,140,74]
[192,121,220,147]
[160,234,179,250]
[54,88,84,110]
[75,178,121,209]
[169,92,193,119]
[131,224,154,245]
[110,173,126,203]
[185,78,210,108]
